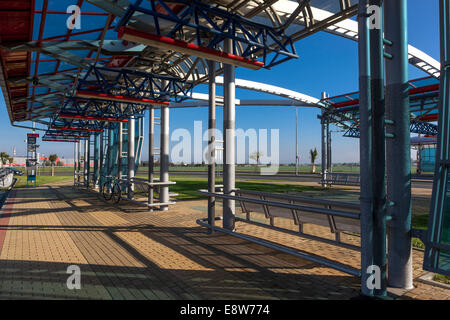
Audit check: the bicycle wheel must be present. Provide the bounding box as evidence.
[112,182,122,204]
[102,181,113,201]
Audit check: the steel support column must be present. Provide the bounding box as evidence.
[358,0,374,297]
[99,131,104,187]
[106,127,112,177]
[84,137,89,188]
[118,122,123,180]
[321,102,328,187]
[93,133,99,187]
[128,116,135,199]
[327,121,332,173]
[223,38,236,231]
[74,142,78,185]
[416,144,422,175]
[208,60,216,230]
[148,106,155,211]
[77,140,81,185]
[424,0,450,277]
[295,108,299,176]
[370,0,387,297]
[160,104,170,211]
[385,0,413,290]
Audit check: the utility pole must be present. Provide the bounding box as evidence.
[295,108,299,176]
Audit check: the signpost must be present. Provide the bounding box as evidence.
[26,133,39,187]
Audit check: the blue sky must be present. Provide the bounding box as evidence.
[0,0,440,163]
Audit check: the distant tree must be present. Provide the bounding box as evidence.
[57,161,64,167]
[49,154,58,176]
[0,152,12,166]
[48,154,57,164]
[310,148,318,173]
[250,151,263,165]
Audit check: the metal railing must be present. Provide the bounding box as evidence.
[196,188,362,276]
[118,177,177,208]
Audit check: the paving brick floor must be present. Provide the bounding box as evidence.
[0,182,448,300]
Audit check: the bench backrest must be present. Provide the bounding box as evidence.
[236,189,360,233]
[322,173,360,186]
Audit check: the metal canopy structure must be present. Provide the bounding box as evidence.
[0,0,440,130]
[424,0,450,278]
[0,0,448,299]
[323,76,441,133]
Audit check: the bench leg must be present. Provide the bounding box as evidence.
[335,232,341,243]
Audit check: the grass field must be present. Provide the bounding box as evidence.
[13,175,73,189]
[13,164,432,175]
[134,175,325,200]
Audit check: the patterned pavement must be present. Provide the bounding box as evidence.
[0,182,448,300]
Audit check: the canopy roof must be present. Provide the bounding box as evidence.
[0,0,440,139]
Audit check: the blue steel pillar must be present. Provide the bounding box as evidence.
[369,0,387,297]
[327,122,331,173]
[128,116,135,199]
[223,38,236,231]
[385,0,413,290]
[358,0,374,297]
[77,140,81,185]
[84,137,90,188]
[99,131,104,187]
[93,133,99,187]
[74,142,78,185]
[106,127,112,176]
[423,0,450,277]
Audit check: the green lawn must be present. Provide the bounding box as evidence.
[14,164,434,176]
[13,175,73,189]
[411,214,430,250]
[434,273,450,284]
[136,175,325,200]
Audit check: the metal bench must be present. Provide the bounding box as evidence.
[197,188,362,276]
[321,172,360,186]
[235,189,360,250]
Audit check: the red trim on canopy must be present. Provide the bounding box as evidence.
[76,90,170,106]
[118,26,264,70]
[59,114,129,122]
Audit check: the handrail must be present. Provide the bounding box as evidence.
[197,189,360,219]
[129,177,176,186]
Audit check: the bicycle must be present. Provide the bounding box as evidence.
[100,175,123,204]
